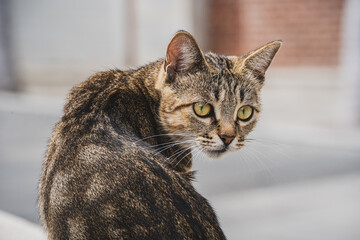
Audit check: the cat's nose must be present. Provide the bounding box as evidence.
[219,135,235,146]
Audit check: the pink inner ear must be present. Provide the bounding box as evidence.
[165,47,178,72]
[165,37,184,73]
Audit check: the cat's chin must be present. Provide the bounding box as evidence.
[204,148,228,158]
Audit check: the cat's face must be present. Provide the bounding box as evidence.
[159,58,261,157]
[157,31,281,157]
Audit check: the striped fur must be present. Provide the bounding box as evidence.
[39,30,281,239]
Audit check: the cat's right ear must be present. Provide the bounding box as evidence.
[163,31,208,81]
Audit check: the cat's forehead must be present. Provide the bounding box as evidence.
[173,71,234,99]
[172,71,258,107]
[204,53,234,70]
[173,60,252,93]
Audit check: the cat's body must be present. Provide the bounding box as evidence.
[39,31,281,239]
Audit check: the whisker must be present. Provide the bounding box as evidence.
[148,141,183,150]
[245,138,293,162]
[186,149,198,168]
[246,138,286,147]
[139,141,179,154]
[191,148,204,165]
[166,144,194,165]
[163,147,191,164]
[174,147,194,168]
[238,150,254,172]
[134,133,189,143]
[241,146,275,179]
[153,140,193,158]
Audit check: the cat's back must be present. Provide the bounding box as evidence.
[40,137,224,239]
[39,70,225,239]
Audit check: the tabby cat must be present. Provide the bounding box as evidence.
[39,30,281,239]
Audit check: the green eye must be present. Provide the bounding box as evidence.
[193,102,212,117]
[237,106,253,121]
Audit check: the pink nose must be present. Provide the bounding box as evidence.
[219,135,235,145]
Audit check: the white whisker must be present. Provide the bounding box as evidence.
[164,146,192,164]
[134,133,189,143]
[174,147,194,168]
[153,140,193,157]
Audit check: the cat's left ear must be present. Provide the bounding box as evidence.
[233,40,282,84]
[164,30,208,80]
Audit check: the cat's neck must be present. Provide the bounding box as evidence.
[130,59,165,102]
[121,60,194,179]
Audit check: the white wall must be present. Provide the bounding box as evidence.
[340,0,360,126]
[9,0,194,94]
[136,0,194,65]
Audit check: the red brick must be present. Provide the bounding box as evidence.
[207,0,345,66]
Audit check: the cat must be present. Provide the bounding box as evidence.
[39,30,281,240]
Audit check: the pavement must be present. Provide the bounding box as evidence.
[1,90,360,239]
[0,210,46,240]
[210,174,360,240]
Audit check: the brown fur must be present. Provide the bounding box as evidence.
[39,30,281,239]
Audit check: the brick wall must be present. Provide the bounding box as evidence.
[207,0,241,56]
[207,0,344,66]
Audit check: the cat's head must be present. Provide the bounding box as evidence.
[156,31,281,157]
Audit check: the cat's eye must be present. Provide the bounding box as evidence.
[193,102,212,118]
[237,106,253,121]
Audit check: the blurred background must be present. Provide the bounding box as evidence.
[0,0,359,239]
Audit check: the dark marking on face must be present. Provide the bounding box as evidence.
[240,89,245,102]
